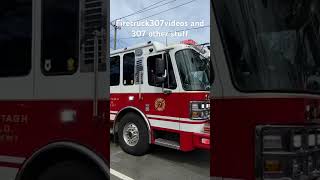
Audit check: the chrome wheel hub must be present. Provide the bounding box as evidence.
[123,123,139,146]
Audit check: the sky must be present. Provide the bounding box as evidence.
[110,0,210,49]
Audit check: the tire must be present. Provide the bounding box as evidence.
[118,112,150,156]
[37,160,107,180]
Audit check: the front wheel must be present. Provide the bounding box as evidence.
[37,160,106,180]
[118,112,150,156]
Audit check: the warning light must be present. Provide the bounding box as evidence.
[201,138,210,145]
[181,39,197,45]
[264,160,282,173]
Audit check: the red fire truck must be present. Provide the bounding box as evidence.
[211,0,320,179]
[0,1,109,180]
[110,41,210,155]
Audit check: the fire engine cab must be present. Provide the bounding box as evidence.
[211,0,320,179]
[0,1,109,180]
[110,41,211,155]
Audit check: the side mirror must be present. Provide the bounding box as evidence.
[155,57,166,75]
[155,57,166,84]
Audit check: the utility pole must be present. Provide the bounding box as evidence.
[111,20,121,50]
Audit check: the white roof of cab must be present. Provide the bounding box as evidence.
[110,41,188,56]
[109,41,210,58]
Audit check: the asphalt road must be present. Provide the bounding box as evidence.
[110,140,210,180]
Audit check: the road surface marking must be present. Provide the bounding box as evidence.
[110,168,135,180]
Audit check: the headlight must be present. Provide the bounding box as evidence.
[293,134,302,148]
[263,135,282,149]
[206,103,210,108]
[190,101,210,120]
[317,129,320,145]
[258,126,320,179]
[308,134,316,147]
[192,103,199,109]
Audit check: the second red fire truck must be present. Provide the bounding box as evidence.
[110,41,211,155]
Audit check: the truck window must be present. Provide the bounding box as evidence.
[110,56,120,86]
[147,54,177,89]
[0,1,32,77]
[175,49,210,91]
[123,52,135,86]
[41,0,79,75]
[214,0,320,92]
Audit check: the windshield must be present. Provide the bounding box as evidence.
[175,49,211,91]
[213,0,320,93]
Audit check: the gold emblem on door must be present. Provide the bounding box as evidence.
[155,98,166,111]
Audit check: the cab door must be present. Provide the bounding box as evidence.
[143,52,181,147]
[33,0,109,162]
